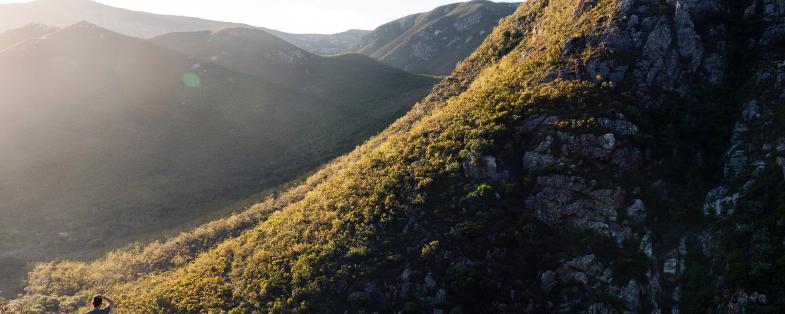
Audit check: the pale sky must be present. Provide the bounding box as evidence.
[0,0,515,34]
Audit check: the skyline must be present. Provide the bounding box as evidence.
[0,0,520,34]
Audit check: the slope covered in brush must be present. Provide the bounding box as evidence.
[10,0,785,313]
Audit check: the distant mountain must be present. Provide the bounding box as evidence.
[151,28,317,88]
[0,0,517,67]
[355,0,518,75]
[0,0,367,55]
[0,22,435,296]
[151,28,433,102]
[265,29,371,55]
[0,23,57,51]
[0,0,246,38]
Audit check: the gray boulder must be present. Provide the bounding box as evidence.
[540,270,557,291]
[626,199,647,223]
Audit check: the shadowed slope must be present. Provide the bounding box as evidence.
[0,21,435,299]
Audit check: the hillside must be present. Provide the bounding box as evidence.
[354,0,518,75]
[8,0,785,313]
[150,27,435,103]
[0,22,434,299]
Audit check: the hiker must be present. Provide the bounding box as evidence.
[86,294,114,314]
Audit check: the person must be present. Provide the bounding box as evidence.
[85,294,114,314]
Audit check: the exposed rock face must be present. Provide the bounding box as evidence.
[526,175,629,244]
[460,0,785,311]
[540,270,557,291]
[450,0,728,311]
[626,199,647,223]
[464,153,508,180]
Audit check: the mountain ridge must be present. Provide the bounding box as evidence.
[0,23,57,51]
[354,0,519,75]
[265,29,371,55]
[0,0,369,55]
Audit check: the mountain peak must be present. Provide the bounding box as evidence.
[68,20,101,28]
[1,23,58,35]
[17,22,55,30]
[0,22,58,51]
[57,20,119,36]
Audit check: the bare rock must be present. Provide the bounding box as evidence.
[560,132,615,160]
[741,100,762,121]
[663,258,679,277]
[674,0,704,72]
[540,270,557,291]
[526,175,625,238]
[626,199,647,223]
[401,268,414,281]
[425,273,437,288]
[599,133,617,150]
[523,151,556,172]
[573,0,597,18]
[597,118,639,135]
[566,254,602,275]
[612,147,643,171]
[621,279,642,311]
[640,232,655,258]
[464,154,508,179]
[703,186,739,217]
[562,271,589,286]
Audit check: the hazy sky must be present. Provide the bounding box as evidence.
[0,0,516,34]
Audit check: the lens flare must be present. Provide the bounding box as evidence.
[182,72,201,87]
